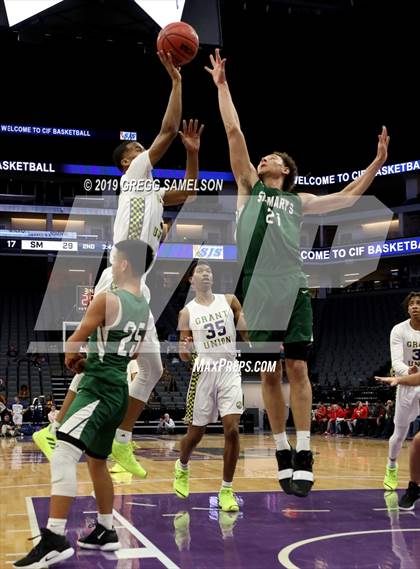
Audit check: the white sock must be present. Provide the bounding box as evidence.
[97,513,113,530]
[221,480,232,489]
[273,432,290,451]
[296,431,311,452]
[47,518,66,536]
[115,429,132,444]
[178,459,189,470]
[387,458,397,468]
[50,421,61,436]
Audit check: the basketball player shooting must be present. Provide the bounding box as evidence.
[33,49,204,479]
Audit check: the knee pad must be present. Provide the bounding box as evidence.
[50,441,82,497]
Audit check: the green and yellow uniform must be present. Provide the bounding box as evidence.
[58,289,150,458]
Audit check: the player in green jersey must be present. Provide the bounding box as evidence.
[14,240,153,568]
[206,48,389,497]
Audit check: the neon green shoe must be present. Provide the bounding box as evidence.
[173,459,189,499]
[384,464,398,491]
[32,426,56,461]
[109,461,127,474]
[173,511,191,551]
[111,440,147,479]
[218,510,239,538]
[218,488,239,512]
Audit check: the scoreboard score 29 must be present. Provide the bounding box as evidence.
[76,286,94,312]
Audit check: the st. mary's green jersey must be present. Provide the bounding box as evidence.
[237,180,304,277]
[84,289,149,386]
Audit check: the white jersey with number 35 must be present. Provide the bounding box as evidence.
[187,294,237,363]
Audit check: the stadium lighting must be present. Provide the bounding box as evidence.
[4,0,63,27]
[134,0,186,28]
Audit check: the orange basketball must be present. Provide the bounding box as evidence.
[157,22,199,66]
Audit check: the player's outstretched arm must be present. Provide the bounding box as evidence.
[300,126,390,214]
[205,49,258,200]
[148,51,182,167]
[164,118,204,206]
[178,307,193,361]
[64,292,118,372]
[376,372,420,387]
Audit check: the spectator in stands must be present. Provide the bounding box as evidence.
[381,400,395,438]
[313,403,328,433]
[351,401,368,435]
[12,396,26,434]
[48,405,59,425]
[326,404,341,435]
[7,344,18,361]
[335,404,349,435]
[0,394,7,418]
[157,413,175,435]
[1,413,16,437]
[18,384,30,403]
[0,378,5,393]
[370,400,385,436]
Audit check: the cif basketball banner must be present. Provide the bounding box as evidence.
[193,245,224,260]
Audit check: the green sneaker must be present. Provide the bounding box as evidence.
[111,440,147,479]
[109,461,127,474]
[32,426,56,461]
[218,488,239,512]
[173,511,190,551]
[173,459,190,499]
[383,464,398,491]
[218,510,239,538]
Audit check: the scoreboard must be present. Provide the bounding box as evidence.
[0,238,111,253]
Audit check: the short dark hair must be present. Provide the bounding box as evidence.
[114,240,154,277]
[403,291,420,313]
[189,260,212,278]
[113,141,132,172]
[273,151,298,192]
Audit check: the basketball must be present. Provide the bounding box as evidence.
[157,22,199,66]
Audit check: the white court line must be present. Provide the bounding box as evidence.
[162,513,180,517]
[7,513,27,516]
[26,496,41,543]
[117,548,160,560]
[5,553,27,557]
[113,508,180,569]
[278,529,420,569]
[125,502,157,507]
[6,529,32,533]
[83,511,97,514]
[191,507,214,511]
[282,509,331,513]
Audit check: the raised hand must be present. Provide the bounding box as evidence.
[205,48,227,86]
[179,119,205,153]
[375,126,390,165]
[158,50,181,83]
